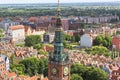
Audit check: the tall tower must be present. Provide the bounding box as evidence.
[48,0,70,80]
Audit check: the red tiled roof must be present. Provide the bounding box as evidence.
[41,78,48,80]
[30,75,40,80]
[10,25,24,30]
[28,17,38,23]
[7,72,17,79]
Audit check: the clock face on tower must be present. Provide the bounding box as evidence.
[64,66,69,76]
[52,67,57,75]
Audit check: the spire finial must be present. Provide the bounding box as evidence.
[56,0,62,27]
[57,0,60,17]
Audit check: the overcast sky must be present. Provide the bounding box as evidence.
[0,0,119,4]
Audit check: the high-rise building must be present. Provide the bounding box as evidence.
[48,0,71,80]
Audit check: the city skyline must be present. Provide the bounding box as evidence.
[0,0,120,4]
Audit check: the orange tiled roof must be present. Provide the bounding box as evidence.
[41,78,48,80]
[10,25,24,30]
[30,75,40,80]
[7,71,17,79]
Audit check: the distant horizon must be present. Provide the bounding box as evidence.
[0,0,120,4]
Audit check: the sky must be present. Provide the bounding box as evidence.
[0,0,120,4]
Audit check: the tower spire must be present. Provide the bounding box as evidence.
[56,0,62,27]
[57,0,60,12]
[48,0,70,80]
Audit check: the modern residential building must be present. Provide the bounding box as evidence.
[79,15,119,24]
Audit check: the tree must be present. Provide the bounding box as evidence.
[116,30,120,35]
[71,63,108,80]
[0,28,4,38]
[25,35,42,47]
[19,57,39,76]
[93,35,104,45]
[10,54,14,64]
[91,46,110,56]
[93,35,112,48]
[19,57,48,76]
[104,36,112,48]
[71,36,75,42]
[85,67,107,80]
[33,43,43,50]
[71,74,83,80]
[38,49,48,55]
[10,64,25,75]
[85,46,111,56]
[71,63,88,77]
[75,35,80,42]
[103,40,108,47]
[63,33,71,41]
[81,23,86,29]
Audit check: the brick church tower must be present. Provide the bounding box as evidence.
[48,0,71,80]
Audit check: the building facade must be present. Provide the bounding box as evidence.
[8,25,25,42]
[0,18,19,31]
[1,54,10,71]
[112,35,120,50]
[80,34,93,47]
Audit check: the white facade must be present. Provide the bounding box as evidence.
[11,29,25,42]
[87,17,99,24]
[80,15,119,24]
[1,54,10,71]
[8,25,25,42]
[80,34,93,47]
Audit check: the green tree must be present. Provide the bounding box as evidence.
[19,57,48,76]
[71,63,88,77]
[10,64,25,75]
[10,54,14,64]
[33,43,43,50]
[71,63,108,80]
[75,35,80,42]
[63,33,71,41]
[71,74,83,80]
[93,35,104,45]
[91,46,110,56]
[116,30,120,35]
[93,35,112,48]
[81,23,86,29]
[103,40,108,47]
[104,36,112,48]
[71,36,75,42]
[19,57,39,76]
[0,28,4,38]
[85,46,111,56]
[25,35,41,47]
[85,67,107,80]
[38,49,48,55]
